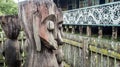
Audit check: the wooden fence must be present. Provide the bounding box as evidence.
[0,27,120,67]
[63,33,120,67]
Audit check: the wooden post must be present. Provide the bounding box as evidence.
[112,27,117,40]
[65,26,68,32]
[98,26,103,38]
[83,38,89,67]
[79,26,83,35]
[87,26,91,36]
[0,15,22,67]
[71,26,75,34]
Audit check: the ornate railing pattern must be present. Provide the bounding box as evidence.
[63,2,120,26]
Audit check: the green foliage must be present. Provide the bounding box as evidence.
[0,0,18,15]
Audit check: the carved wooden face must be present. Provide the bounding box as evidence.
[37,2,63,50]
[40,15,63,49]
[19,0,63,50]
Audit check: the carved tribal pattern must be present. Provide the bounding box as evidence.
[63,2,120,26]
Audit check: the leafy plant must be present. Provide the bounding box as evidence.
[0,0,18,15]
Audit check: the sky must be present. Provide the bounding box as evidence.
[14,0,26,3]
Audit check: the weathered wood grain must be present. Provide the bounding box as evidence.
[18,0,63,67]
[0,15,22,67]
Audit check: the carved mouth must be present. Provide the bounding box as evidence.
[55,38,64,46]
[41,37,58,50]
[49,40,58,50]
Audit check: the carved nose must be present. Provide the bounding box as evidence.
[57,31,64,45]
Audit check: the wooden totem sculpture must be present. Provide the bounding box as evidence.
[19,0,64,67]
[0,15,22,67]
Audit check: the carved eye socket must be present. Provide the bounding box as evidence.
[47,20,55,31]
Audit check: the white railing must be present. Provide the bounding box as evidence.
[63,2,120,26]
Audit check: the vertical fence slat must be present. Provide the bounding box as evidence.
[114,58,117,67]
[107,56,109,67]
[90,51,92,67]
